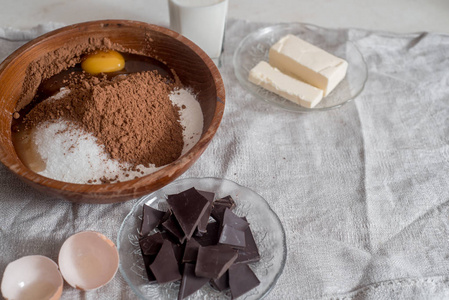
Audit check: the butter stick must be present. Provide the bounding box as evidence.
[269,34,348,96]
[248,61,323,108]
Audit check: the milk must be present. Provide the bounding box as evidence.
[169,0,228,60]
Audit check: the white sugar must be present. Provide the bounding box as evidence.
[31,88,203,184]
[170,88,203,155]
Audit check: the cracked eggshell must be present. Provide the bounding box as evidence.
[58,231,119,291]
[1,255,63,300]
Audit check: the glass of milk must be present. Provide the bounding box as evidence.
[168,0,228,66]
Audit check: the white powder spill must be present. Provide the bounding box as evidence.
[31,88,203,184]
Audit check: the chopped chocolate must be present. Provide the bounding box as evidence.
[160,209,172,224]
[215,195,236,209]
[178,263,209,300]
[182,238,200,263]
[161,214,186,244]
[140,205,165,237]
[211,205,226,224]
[172,243,185,268]
[167,187,210,240]
[138,188,261,298]
[198,190,215,202]
[150,240,182,284]
[211,196,236,223]
[194,221,220,247]
[235,217,260,264]
[218,224,246,249]
[197,190,215,234]
[141,250,157,283]
[139,232,164,255]
[210,271,229,292]
[222,208,249,231]
[195,245,238,279]
[229,264,260,299]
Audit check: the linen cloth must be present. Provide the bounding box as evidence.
[1,19,449,300]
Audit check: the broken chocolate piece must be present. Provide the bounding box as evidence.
[235,217,260,264]
[195,245,238,279]
[167,187,210,240]
[161,214,186,244]
[150,240,182,284]
[182,238,201,263]
[218,224,246,249]
[136,188,261,298]
[172,243,185,265]
[222,208,249,231]
[197,190,215,234]
[140,205,165,236]
[178,263,209,300]
[139,232,164,255]
[214,195,236,209]
[211,196,235,224]
[210,271,229,292]
[141,250,157,283]
[194,221,220,247]
[160,209,172,224]
[229,264,260,299]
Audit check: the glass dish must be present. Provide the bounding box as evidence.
[233,23,368,112]
[117,177,287,300]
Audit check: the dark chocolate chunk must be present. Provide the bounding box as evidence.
[139,232,164,255]
[211,196,235,224]
[229,264,260,299]
[218,224,246,249]
[141,250,157,283]
[172,243,185,266]
[214,195,236,209]
[150,240,182,284]
[210,271,229,292]
[197,190,215,234]
[198,190,215,203]
[167,187,210,240]
[222,209,249,231]
[182,238,200,263]
[177,263,209,300]
[194,221,220,247]
[235,217,260,264]
[195,245,238,279]
[160,209,172,224]
[161,214,186,244]
[140,205,165,236]
[211,205,227,224]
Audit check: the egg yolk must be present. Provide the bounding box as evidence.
[81,50,125,75]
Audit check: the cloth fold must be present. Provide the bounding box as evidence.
[0,19,448,299]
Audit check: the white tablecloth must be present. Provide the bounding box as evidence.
[1,19,449,299]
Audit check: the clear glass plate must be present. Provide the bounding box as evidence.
[117,177,287,300]
[233,23,368,112]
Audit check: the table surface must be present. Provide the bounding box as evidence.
[1,0,449,34]
[1,1,449,300]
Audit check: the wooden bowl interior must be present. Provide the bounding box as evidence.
[0,20,225,203]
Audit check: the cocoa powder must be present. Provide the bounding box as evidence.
[17,37,137,111]
[25,71,184,167]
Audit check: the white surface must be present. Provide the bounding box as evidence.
[0,0,448,33]
[1,2,449,300]
[1,19,449,300]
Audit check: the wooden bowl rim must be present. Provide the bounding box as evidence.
[0,19,225,198]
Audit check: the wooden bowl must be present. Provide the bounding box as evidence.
[0,20,225,204]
